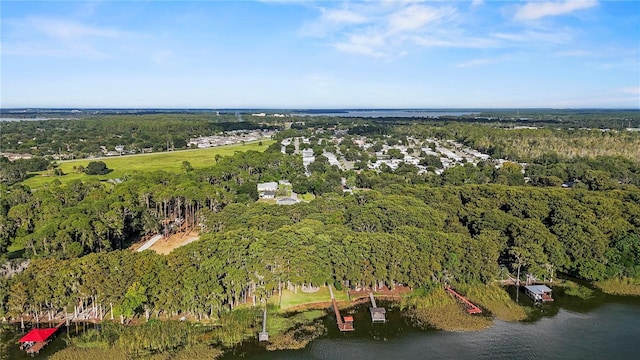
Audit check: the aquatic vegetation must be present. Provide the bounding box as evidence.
[460,283,529,321]
[267,308,326,336]
[555,281,596,299]
[50,347,129,360]
[266,320,326,351]
[402,287,493,331]
[49,344,223,360]
[595,277,640,296]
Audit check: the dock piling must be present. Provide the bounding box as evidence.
[259,307,269,342]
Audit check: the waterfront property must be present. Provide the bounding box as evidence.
[524,285,554,302]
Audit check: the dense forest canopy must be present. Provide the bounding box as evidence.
[2,183,639,321]
[0,110,639,336]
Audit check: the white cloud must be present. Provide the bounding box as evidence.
[492,29,572,45]
[299,4,370,37]
[555,49,593,57]
[388,5,454,33]
[319,2,458,57]
[471,0,484,9]
[333,32,387,58]
[323,8,367,24]
[2,16,138,58]
[300,0,598,59]
[413,33,499,49]
[514,0,598,21]
[27,17,128,41]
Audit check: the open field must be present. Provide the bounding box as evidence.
[22,140,274,188]
[148,230,200,255]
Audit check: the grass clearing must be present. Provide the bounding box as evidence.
[299,193,315,201]
[276,287,349,310]
[22,140,274,189]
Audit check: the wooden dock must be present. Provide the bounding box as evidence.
[329,285,354,332]
[25,341,47,356]
[445,286,482,314]
[368,293,386,323]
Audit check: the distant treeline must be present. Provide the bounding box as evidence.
[0,114,278,158]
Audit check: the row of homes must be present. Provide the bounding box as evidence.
[188,130,274,149]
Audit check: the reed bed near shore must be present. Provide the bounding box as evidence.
[402,287,492,331]
[595,277,640,296]
[458,283,529,322]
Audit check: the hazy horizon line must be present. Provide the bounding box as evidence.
[2,107,639,111]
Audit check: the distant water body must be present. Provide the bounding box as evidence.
[0,117,66,122]
[1,109,479,121]
[292,110,478,118]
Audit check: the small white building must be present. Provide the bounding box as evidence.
[257,182,278,199]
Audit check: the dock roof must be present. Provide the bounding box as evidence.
[524,285,552,295]
[19,328,57,343]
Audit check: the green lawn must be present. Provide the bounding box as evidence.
[22,140,274,188]
[276,286,349,309]
[300,193,315,201]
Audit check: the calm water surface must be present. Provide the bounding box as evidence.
[292,110,478,118]
[5,291,640,359]
[224,294,640,360]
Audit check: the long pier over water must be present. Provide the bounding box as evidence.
[329,285,354,332]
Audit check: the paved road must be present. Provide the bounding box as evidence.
[137,234,163,252]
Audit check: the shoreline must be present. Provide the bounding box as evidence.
[9,281,640,359]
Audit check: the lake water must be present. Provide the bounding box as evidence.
[292,110,478,118]
[223,291,640,360]
[6,289,640,359]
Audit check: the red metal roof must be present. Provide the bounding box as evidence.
[343,316,354,322]
[19,328,57,343]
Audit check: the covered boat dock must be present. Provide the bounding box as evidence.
[524,285,554,302]
[19,327,58,355]
[368,292,387,323]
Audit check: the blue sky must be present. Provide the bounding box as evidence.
[1,0,639,108]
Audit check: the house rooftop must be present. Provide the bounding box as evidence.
[257,182,278,191]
